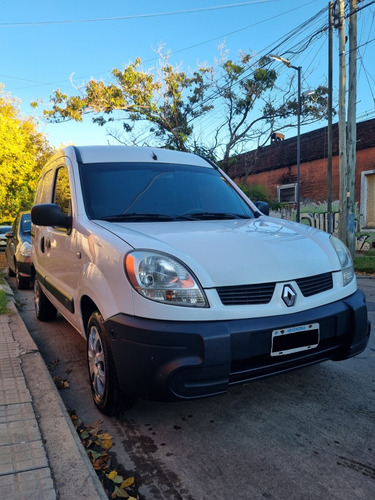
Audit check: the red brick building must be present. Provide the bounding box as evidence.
[228,118,375,239]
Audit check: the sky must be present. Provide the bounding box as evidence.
[1,0,375,151]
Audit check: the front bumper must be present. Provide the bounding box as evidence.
[105,289,370,402]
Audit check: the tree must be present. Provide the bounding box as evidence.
[38,48,213,152]
[212,46,329,170]
[0,86,54,221]
[35,47,328,166]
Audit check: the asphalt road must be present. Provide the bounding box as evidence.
[8,276,375,500]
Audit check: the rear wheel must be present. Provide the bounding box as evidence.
[16,265,29,290]
[34,278,57,321]
[87,311,133,415]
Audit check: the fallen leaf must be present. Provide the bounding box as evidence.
[98,432,112,440]
[121,477,135,488]
[80,430,90,440]
[89,426,101,436]
[87,419,103,430]
[87,449,102,461]
[114,486,129,498]
[113,474,124,484]
[92,454,109,471]
[107,470,118,480]
[53,375,70,390]
[101,439,113,450]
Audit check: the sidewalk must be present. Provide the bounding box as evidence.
[0,279,107,499]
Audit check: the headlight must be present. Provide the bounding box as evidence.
[330,236,354,286]
[20,241,31,258]
[125,251,208,307]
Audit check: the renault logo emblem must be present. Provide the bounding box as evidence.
[282,284,297,307]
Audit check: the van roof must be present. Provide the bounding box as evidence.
[67,145,212,168]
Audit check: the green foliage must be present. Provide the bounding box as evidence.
[354,251,375,275]
[41,51,213,152]
[33,46,329,165]
[218,54,278,168]
[238,183,283,211]
[263,85,330,122]
[0,86,55,221]
[0,289,8,314]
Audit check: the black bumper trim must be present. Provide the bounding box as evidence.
[104,289,370,402]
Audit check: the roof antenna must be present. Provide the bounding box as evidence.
[152,151,158,161]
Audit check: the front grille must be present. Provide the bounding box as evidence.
[217,283,275,305]
[217,272,333,306]
[296,272,333,297]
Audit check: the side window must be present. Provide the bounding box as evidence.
[35,169,55,204]
[54,167,72,215]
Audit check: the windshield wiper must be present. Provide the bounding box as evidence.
[98,213,176,222]
[98,212,252,222]
[179,212,251,220]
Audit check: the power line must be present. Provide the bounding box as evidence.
[137,7,330,147]
[2,0,322,92]
[0,1,279,27]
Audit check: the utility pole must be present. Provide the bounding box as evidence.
[327,2,333,234]
[347,0,357,257]
[337,0,348,244]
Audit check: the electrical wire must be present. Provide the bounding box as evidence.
[0,1,282,27]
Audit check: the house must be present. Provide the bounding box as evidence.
[227,118,375,250]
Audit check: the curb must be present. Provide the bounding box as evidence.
[1,280,107,499]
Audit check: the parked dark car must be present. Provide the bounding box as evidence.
[0,225,12,250]
[6,211,32,289]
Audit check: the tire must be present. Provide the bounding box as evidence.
[34,278,57,321]
[16,265,29,290]
[87,311,133,415]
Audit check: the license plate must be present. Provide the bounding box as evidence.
[271,323,320,357]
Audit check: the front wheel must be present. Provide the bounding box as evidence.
[87,312,133,415]
[34,278,57,321]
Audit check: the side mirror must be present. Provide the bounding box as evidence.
[31,204,72,230]
[254,201,270,216]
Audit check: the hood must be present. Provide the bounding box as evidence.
[96,217,339,287]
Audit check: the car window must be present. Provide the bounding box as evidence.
[21,214,31,234]
[79,162,255,220]
[35,169,55,204]
[54,167,72,216]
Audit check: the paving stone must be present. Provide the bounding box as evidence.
[0,467,56,500]
[0,440,48,475]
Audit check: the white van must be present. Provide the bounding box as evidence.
[31,146,370,414]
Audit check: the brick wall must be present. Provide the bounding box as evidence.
[228,118,375,206]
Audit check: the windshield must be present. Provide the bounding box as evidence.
[79,162,255,221]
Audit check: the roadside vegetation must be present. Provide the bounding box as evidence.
[0,85,55,223]
[0,289,8,314]
[354,250,375,275]
[0,269,9,314]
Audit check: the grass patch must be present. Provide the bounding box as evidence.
[0,289,8,314]
[354,252,375,275]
